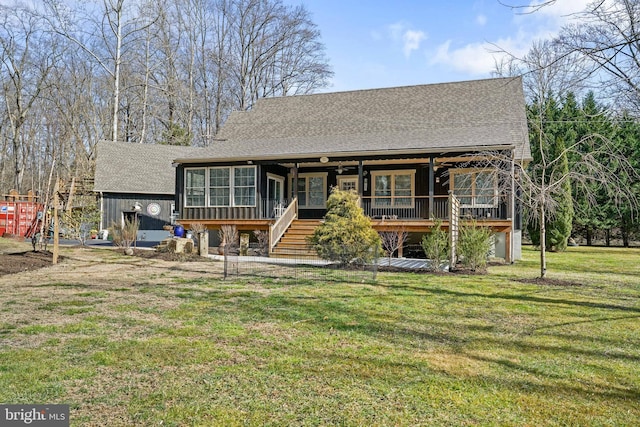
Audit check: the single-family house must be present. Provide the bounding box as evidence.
[94,140,201,241]
[172,77,531,261]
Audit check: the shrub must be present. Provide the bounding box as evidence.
[421,219,449,271]
[109,218,139,250]
[307,188,381,265]
[457,220,493,272]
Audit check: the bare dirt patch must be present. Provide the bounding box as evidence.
[0,251,56,276]
[0,246,214,278]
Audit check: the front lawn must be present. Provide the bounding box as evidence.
[0,243,638,426]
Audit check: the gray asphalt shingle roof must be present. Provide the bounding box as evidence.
[177,77,531,163]
[94,141,201,194]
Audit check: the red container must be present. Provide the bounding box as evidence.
[0,201,42,237]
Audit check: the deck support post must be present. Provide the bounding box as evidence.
[428,156,435,218]
[358,160,364,198]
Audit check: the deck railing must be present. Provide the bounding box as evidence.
[183,196,509,222]
[359,195,509,220]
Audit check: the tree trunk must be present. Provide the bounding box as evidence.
[540,204,546,279]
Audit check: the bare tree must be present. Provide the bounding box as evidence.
[227,0,332,111]
[0,5,58,192]
[379,228,409,266]
[475,136,638,278]
[43,0,156,143]
[555,0,640,112]
[499,0,640,113]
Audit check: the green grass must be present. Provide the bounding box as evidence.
[0,244,639,426]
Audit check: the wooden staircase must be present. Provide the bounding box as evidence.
[270,219,321,258]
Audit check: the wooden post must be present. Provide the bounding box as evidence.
[428,157,434,218]
[66,177,76,212]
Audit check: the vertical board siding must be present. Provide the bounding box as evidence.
[103,193,174,230]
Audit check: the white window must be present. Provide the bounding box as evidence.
[337,175,358,192]
[451,169,497,208]
[371,170,415,207]
[290,172,327,208]
[233,166,256,206]
[209,167,230,206]
[185,168,206,207]
[184,166,256,207]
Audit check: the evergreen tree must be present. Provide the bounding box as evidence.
[526,94,574,251]
[308,188,382,265]
[571,92,616,245]
[612,113,640,246]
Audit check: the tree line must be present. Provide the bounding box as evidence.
[526,91,640,248]
[0,0,332,194]
[2,0,639,250]
[497,0,640,250]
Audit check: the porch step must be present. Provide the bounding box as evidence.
[271,219,321,258]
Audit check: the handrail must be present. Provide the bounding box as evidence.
[449,192,460,267]
[269,197,298,252]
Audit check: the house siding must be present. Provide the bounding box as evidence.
[102,193,175,240]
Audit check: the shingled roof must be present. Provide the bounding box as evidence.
[177,77,531,163]
[94,141,201,194]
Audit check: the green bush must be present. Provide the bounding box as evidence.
[457,220,493,272]
[421,219,449,271]
[307,188,381,265]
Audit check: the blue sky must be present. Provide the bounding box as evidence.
[285,0,591,92]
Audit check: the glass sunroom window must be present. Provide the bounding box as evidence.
[234,166,256,206]
[209,168,230,206]
[185,168,206,206]
[185,166,256,207]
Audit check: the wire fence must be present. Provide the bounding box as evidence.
[220,245,380,284]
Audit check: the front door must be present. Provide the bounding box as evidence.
[267,174,284,217]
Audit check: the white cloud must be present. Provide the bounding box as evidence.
[476,14,487,26]
[431,35,530,76]
[387,22,427,58]
[530,0,592,18]
[430,0,593,76]
[403,30,427,58]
